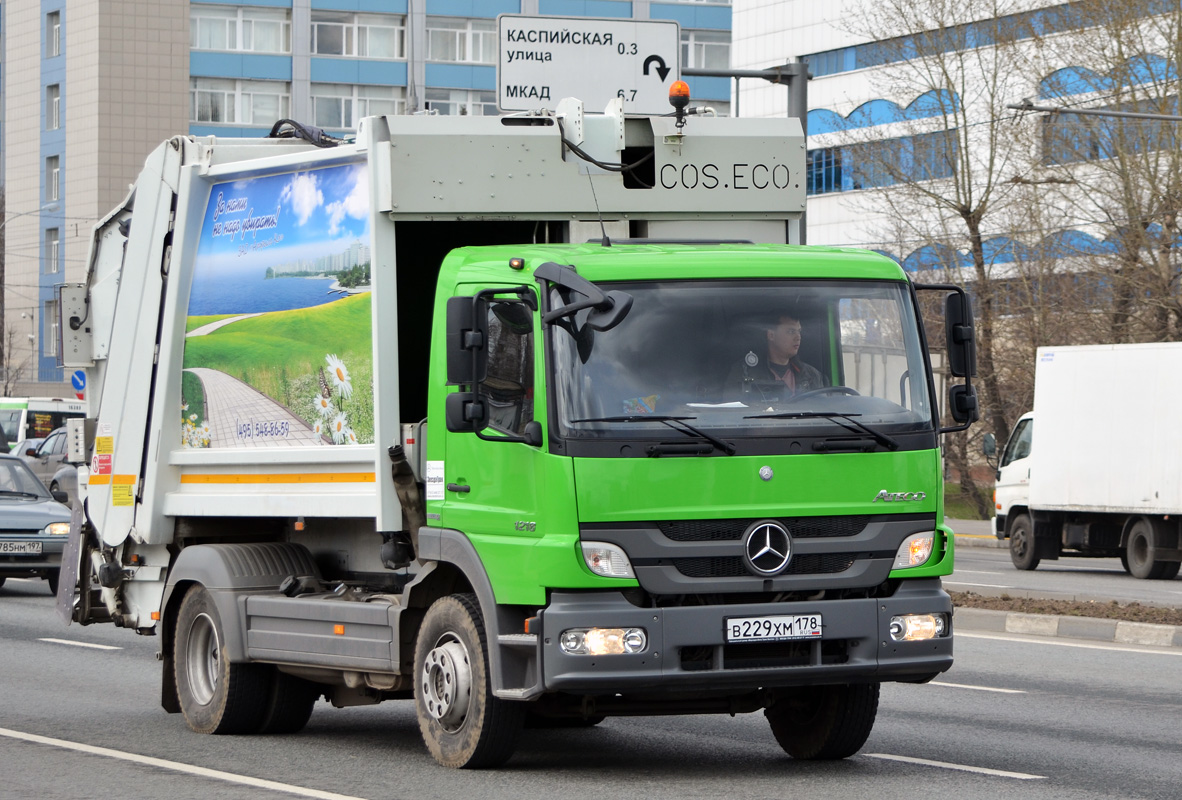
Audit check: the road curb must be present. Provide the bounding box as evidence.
[954,607,1182,648]
[954,533,1006,550]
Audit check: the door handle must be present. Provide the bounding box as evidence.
[447,483,470,493]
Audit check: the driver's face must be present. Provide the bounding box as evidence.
[768,318,803,361]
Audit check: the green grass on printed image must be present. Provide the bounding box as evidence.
[181,371,206,424]
[183,293,375,443]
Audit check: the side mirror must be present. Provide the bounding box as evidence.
[948,384,979,424]
[982,432,996,457]
[445,392,488,433]
[52,490,69,504]
[446,296,488,385]
[25,448,38,457]
[945,292,977,378]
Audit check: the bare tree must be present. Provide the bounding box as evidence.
[1,324,31,396]
[1034,0,1182,344]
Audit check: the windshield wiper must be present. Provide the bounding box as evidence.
[743,411,900,451]
[570,415,736,455]
[0,490,40,498]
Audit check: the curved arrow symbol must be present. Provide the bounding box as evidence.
[643,55,671,82]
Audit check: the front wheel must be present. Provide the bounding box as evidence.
[414,594,523,768]
[1009,514,1039,571]
[45,569,59,596]
[766,683,879,760]
[174,585,269,734]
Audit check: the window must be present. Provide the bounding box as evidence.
[191,7,291,54]
[806,131,956,195]
[484,302,534,436]
[426,18,496,63]
[46,11,61,58]
[1001,417,1033,466]
[47,85,61,130]
[45,229,60,274]
[312,13,406,59]
[681,29,730,70]
[311,84,405,129]
[424,89,497,116]
[190,79,291,126]
[46,156,60,202]
[45,301,59,358]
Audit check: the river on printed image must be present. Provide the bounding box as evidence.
[189,269,339,316]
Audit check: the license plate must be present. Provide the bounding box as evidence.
[0,541,43,555]
[726,613,822,642]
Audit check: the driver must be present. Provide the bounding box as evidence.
[727,313,826,402]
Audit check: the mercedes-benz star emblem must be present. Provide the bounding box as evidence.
[759,466,774,481]
[743,520,792,576]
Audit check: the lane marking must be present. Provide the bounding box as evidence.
[0,727,369,800]
[866,753,1045,780]
[959,631,1182,657]
[930,681,1025,694]
[38,638,122,651]
[951,570,1004,575]
[946,581,1013,588]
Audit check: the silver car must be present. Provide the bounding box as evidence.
[0,454,71,595]
[20,427,69,486]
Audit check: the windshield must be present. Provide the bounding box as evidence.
[551,280,934,452]
[0,459,50,497]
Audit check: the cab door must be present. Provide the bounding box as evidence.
[995,414,1033,526]
[440,288,547,577]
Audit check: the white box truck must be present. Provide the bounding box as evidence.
[53,100,978,768]
[989,343,1182,579]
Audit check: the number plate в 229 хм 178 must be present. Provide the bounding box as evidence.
[725,614,822,643]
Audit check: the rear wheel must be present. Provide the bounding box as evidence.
[414,594,524,768]
[1126,519,1170,580]
[1009,514,1039,571]
[766,683,879,760]
[258,669,319,734]
[174,585,269,734]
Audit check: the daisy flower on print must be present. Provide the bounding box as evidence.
[329,412,348,444]
[313,419,325,437]
[313,394,334,417]
[345,428,359,446]
[325,354,353,400]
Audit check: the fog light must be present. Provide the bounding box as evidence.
[893,532,935,569]
[559,627,647,655]
[581,542,635,578]
[889,613,949,642]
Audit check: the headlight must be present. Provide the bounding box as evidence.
[889,613,949,642]
[580,541,635,578]
[893,532,935,569]
[560,627,648,655]
[43,522,70,536]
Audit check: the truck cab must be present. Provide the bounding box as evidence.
[991,412,1033,565]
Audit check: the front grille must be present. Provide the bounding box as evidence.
[672,553,858,578]
[658,516,871,542]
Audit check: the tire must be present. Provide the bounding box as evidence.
[46,569,59,596]
[174,585,269,734]
[1009,514,1039,571]
[1161,561,1181,581]
[0,577,6,589]
[1126,519,1169,580]
[766,683,879,760]
[257,669,319,734]
[1119,553,1131,574]
[414,594,524,768]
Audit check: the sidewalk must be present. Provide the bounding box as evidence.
[947,516,1005,549]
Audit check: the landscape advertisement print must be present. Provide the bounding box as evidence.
[182,163,374,448]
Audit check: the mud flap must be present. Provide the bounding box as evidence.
[55,498,86,626]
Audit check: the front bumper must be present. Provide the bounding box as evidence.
[0,541,64,576]
[539,579,952,692]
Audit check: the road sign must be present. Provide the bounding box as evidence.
[497,15,680,115]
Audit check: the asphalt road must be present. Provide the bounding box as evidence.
[2,578,1181,800]
[948,519,1182,609]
